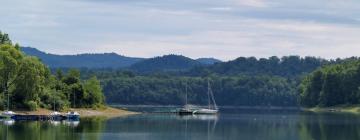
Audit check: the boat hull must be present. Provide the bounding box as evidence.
[178,108,195,115]
[193,109,218,114]
[67,115,80,121]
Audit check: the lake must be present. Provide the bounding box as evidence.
[1,107,360,140]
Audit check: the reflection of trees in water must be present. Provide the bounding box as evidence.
[0,117,107,140]
[298,112,360,140]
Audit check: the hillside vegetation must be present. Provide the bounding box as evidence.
[300,59,360,107]
[0,32,105,110]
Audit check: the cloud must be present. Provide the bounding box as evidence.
[1,0,360,61]
[232,0,269,8]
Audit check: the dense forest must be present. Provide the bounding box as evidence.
[300,59,360,107]
[52,54,351,107]
[101,75,297,106]
[0,32,105,110]
[187,56,330,77]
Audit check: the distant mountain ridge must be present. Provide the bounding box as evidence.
[21,47,221,69]
[129,54,203,73]
[196,58,222,65]
[21,47,144,68]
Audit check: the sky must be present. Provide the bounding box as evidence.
[1,0,360,60]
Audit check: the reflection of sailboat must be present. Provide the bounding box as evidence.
[50,120,61,126]
[177,114,219,121]
[178,80,219,115]
[1,119,15,126]
[63,120,80,127]
[181,114,218,140]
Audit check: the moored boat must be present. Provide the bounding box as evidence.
[66,111,80,120]
[193,80,218,115]
[1,111,16,119]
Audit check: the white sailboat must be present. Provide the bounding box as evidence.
[1,89,16,119]
[50,95,63,121]
[178,80,219,115]
[193,80,218,115]
[178,83,195,115]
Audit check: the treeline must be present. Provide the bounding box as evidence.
[56,54,360,107]
[0,32,104,110]
[188,56,331,77]
[300,59,360,107]
[99,74,298,106]
[70,56,330,107]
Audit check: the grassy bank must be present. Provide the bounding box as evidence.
[2,106,138,118]
[303,105,360,114]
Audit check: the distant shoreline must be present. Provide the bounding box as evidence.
[2,106,138,118]
[303,105,360,114]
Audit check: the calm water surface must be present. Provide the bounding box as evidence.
[1,107,360,140]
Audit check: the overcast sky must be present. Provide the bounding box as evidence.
[1,0,360,60]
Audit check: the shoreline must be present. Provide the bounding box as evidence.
[302,105,360,114]
[1,106,139,118]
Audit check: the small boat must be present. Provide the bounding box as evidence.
[178,80,219,115]
[1,111,16,119]
[193,80,218,115]
[1,90,16,119]
[66,111,80,120]
[193,108,218,114]
[50,111,64,121]
[178,83,195,115]
[178,105,196,115]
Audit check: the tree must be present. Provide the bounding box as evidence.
[84,76,104,107]
[0,44,23,109]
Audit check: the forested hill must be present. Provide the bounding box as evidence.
[0,32,105,111]
[129,55,203,73]
[21,47,221,70]
[21,47,144,68]
[300,59,360,107]
[196,58,222,65]
[188,56,330,77]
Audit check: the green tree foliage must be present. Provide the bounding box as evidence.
[300,59,360,107]
[0,32,105,110]
[100,73,297,106]
[188,56,328,77]
[0,31,12,45]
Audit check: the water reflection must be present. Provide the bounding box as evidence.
[1,119,15,126]
[1,110,360,140]
[0,117,106,140]
[298,112,360,140]
[63,120,80,127]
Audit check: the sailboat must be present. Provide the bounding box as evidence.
[1,89,16,119]
[178,80,219,115]
[50,96,63,121]
[193,80,218,115]
[178,83,195,115]
[66,93,80,120]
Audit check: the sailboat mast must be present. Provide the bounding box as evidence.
[207,80,211,109]
[207,79,218,110]
[185,82,188,105]
[6,89,9,111]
